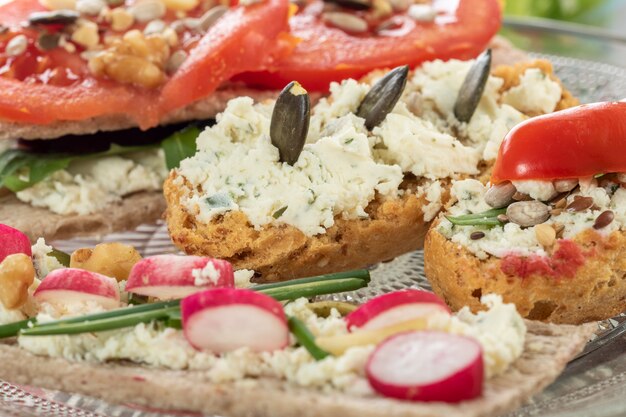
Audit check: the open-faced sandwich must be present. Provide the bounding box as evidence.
[0,223,595,417]
[165,52,577,280]
[0,0,504,242]
[425,102,626,324]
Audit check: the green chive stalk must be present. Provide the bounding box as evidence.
[287,316,329,361]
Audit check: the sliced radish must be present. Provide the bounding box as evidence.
[367,331,483,403]
[126,255,234,300]
[346,290,450,331]
[34,268,120,309]
[0,224,32,264]
[181,288,289,353]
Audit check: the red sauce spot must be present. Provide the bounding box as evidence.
[500,240,587,279]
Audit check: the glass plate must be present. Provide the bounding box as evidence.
[2,54,626,417]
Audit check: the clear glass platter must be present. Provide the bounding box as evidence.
[1,53,625,417]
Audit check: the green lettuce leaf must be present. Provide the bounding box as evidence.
[161,125,200,170]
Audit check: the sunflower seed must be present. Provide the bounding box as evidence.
[144,19,167,35]
[28,10,80,26]
[197,6,228,32]
[593,210,614,229]
[484,181,516,208]
[323,0,370,11]
[270,81,310,165]
[166,49,188,74]
[322,12,368,34]
[129,0,166,22]
[37,32,61,51]
[76,0,106,15]
[553,178,578,193]
[454,48,491,123]
[506,201,550,227]
[407,4,436,21]
[5,35,28,57]
[356,65,409,130]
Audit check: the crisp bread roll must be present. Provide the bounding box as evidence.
[425,221,626,325]
[0,321,595,417]
[165,59,577,281]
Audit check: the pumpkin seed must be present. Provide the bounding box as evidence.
[323,0,370,11]
[506,201,550,227]
[453,48,491,123]
[307,301,357,317]
[28,10,80,26]
[197,6,228,32]
[356,65,409,130]
[322,12,368,34]
[37,32,61,51]
[484,181,516,208]
[270,81,310,165]
[593,210,614,229]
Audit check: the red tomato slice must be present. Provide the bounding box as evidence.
[0,0,289,129]
[238,0,501,91]
[491,102,626,183]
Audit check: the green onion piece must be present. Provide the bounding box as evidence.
[253,269,370,293]
[49,248,71,267]
[21,306,180,336]
[446,208,507,226]
[260,278,368,301]
[0,318,36,338]
[165,310,182,330]
[287,316,329,361]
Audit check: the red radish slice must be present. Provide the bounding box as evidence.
[367,331,483,403]
[126,255,234,300]
[346,290,450,331]
[181,288,289,353]
[0,224,32,264]
[34,268,120,309]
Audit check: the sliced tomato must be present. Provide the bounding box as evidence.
[491,102,626,183]
[0,0,289,129]
[238,0,501,91]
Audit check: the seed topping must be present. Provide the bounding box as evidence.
[506,201,550,227]
[566,196,594,213]
[322,12,369,34]
[484,181,516,208]
[593,210,614,230]
[28,9,81,26]
[5,35,29,57]
[470,231,485,240]
[454,49,491,123]
[270,81,311,165]
[356,65,409,130]
[534,223,556,248]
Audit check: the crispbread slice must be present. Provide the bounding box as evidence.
[0,321,595,417]
[0,192,165,242]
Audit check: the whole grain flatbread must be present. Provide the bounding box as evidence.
[0,192,165,242]
[0,321,595,417]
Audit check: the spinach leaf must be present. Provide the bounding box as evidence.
[161,125,200,170]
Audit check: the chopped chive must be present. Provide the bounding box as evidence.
[49,248,70,267]
[272,206,288,219]
[288,316,329,361]
[446,208,507,226]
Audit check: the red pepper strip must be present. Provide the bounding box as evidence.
[491,101,626,184]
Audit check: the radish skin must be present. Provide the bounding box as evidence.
[182,288,289,353]
[126,255,234,300]
[346,290,450,331]
[366,331,483,402]
[0,224,32,264]
[34,268,120,309]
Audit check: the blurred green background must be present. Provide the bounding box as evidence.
[504,0,608,22]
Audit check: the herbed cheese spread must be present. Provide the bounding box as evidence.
[175,59,562,236]
[17,296,525,393]
[439,178,626,260]
[16,150,168,215]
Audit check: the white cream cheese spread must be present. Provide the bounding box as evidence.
[16,150,167,215]
[17,296,525,394]
[175,60,562,236]
[439,178,625,259]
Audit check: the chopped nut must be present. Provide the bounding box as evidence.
[534,223,556,248]
[162,27,179,46]
[163,0,201,11]
[88,29,171,88]
[553,223,565,238]
[0,254,35,310]
[5,35,28,57]
[70,242,142,281]
[39,0,77,10]
[71,20,100,49]
[129,0,167,22]
[76,0,107,15]
[110,8,135,31]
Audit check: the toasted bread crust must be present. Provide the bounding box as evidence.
[0,192,165,242]
[0,321,595,417]
[165,172,439,281]
[424,221,626,324]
